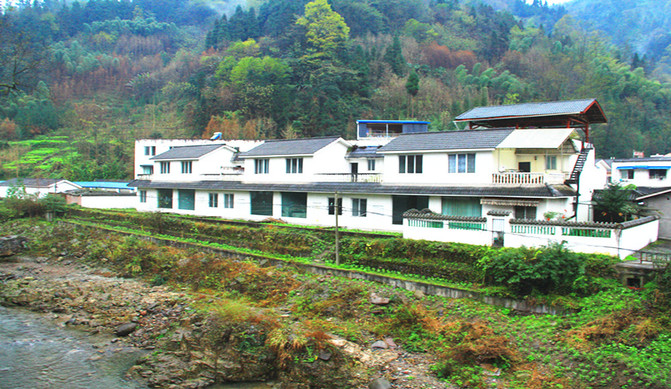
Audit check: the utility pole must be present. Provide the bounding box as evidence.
[334,191,340,266]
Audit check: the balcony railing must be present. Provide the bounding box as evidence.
[492,172,568,185]
[316,173,383,183]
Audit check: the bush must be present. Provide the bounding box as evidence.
[478,243,585,295]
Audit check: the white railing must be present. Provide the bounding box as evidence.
[492,172,568,185]
[316,173,383,183]
[493,172,544,184]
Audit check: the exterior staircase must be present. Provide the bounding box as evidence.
[566,147,592,184]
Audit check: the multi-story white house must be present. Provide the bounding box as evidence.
[129,100,659,257]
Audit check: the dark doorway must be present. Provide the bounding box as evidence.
[518,162,531,172]
[392,195,429,225]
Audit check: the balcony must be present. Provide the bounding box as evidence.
[316,173,383,183]
[492,172,568,185]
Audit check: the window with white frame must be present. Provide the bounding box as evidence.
[352,198,367,217]
[181,161,193,174]
[448,153,476,173]
[367,159,376,171]
[285,158,303,174]
[545,155,557,170]
[223,193,234,208]
[399,155,423,173]
[254,159,269,174]
[208,193,218,207]
[139,190,147,203]
[160,161,170,174]
[650,169,667,180]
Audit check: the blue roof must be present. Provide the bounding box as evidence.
[357,120,430,124]
[74,181,132,189]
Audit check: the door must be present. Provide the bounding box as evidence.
[492,218,505,247]
[350,163,359,182]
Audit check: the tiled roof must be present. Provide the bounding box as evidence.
[403,209,486,222]
[0,178,63,187]
[346,146,383,159]
[456,99,598,121]
[378,129,514,153]
[239,137,341,158]
[357,120,430,124]
[613,157,671,163]
[151,144,225,161]
[129,180,576,198]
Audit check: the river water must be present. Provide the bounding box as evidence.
[0,306,277,389]
[0,306,147,389]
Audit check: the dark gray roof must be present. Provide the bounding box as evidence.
[129,180,575,198]
[378,129,514,153]
[614,157,671,163]
[456,99,598,121]
[346,146,383,159]
[239,137,340,158]
[151,144,226,161]
[0,178,64,187]
[633,187,671,200]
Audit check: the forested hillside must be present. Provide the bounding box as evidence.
[1,0,671,180]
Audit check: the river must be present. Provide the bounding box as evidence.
[0,306,147,389]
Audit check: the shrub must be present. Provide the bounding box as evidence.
[478,243,584,295]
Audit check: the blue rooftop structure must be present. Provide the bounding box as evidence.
[356,120,430,139]
[74,181,134,191]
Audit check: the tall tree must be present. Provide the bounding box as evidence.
[296,0,350,59]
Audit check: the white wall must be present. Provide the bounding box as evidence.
[576,148,607,221]
[77,194,137,209]
[151,148,238,182]
[382,150,496,185]
[241,141,351,184]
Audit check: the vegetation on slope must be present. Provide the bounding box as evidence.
[2,0,671,180]
[2,205,671,388]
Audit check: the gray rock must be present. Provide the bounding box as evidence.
[115,322,138,336]
[368,378,392,389]
[384,337,397,349]
[371,340,388,349]
[318,351,332,361]
[370,293,390,306]
[0,236,28,257]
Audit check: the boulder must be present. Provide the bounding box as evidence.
[368,378,392,389]
[0,236,28,257]
[115,322,138,336]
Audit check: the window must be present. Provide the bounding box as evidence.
[254,159,269,174]
[285,158,303,174]
[399,155,423,173]
[144,146,156,156]
[160,161,170,174]
[142,166,154,175]
[328,197,343,215]
[514,206,537,220]
[157,189,173,209]
[181,161,193,174]
[650,169,667,180]
[367,159,376,171]
[622,169,634,180]
[223,193,234,209]
[281,192,307,218]
[546,155,557,170]
[139,190,147,203]
[448,153,476,173]
[208,193,218,208]
[441,197,482,217]
[178,189,195,210]
[251,191,273,216]
[352,198,367,217]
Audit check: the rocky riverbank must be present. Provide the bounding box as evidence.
[0,231,449,389]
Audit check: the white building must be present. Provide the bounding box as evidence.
[128,100,659,255]
[0,178,81,198]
